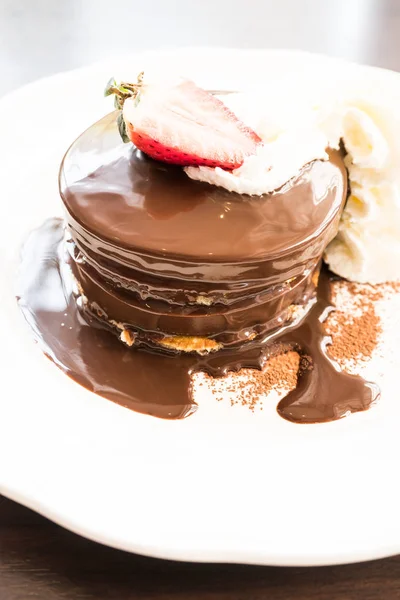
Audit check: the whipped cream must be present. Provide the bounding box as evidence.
[185,88,341,195]
[324,73,400,284]
[185,127,330,196]
[184,65,400,284]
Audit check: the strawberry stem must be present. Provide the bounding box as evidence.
[104,72,144,144]
[104,71,144,110]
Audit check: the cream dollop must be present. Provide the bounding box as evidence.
[185,129,330,196]
[185,89,341,195]
[185,65,400,284]
[324,67,400,284]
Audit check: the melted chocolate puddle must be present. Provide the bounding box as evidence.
[17,218,379,423]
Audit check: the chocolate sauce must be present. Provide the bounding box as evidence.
[17,219,379,423]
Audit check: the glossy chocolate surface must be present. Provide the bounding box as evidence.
[60,112,345,261]
[17,219,379,423]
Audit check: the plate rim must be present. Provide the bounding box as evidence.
[1,47,399,567]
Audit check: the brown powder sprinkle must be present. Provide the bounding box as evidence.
[256,351,300,392]
[204,351,300,412]
[325,279,384,366]
[326,306,380,363]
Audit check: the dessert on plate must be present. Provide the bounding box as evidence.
[17,62,400,423]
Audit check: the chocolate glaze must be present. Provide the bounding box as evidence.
[17,219,379,423]
[60,112,345,261]
[59,112,348,347]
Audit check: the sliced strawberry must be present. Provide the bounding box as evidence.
[108,77,262,169]
[126,123,246,168]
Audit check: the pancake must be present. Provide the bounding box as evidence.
[60,111,347,353]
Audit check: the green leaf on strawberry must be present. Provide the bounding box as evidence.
[104,77,117,97]
[117,112,129,143]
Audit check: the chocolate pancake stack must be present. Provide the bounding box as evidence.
[60,112,347,355]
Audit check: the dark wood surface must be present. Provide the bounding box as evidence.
[2,0,400,598]
[1,497,399,600]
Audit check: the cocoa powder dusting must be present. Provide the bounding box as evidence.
[258,351,300,391]
[326,308,380,363]
[325,279,383,365]
[204,351,300,412]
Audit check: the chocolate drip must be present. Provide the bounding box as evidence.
[17,219,379,423]
[276,274,380,422]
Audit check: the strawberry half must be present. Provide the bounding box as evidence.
[105,74,262,170]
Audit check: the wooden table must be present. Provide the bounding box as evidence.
[1,0,400,597]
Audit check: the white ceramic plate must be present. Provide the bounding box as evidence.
[1,49,399,567]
